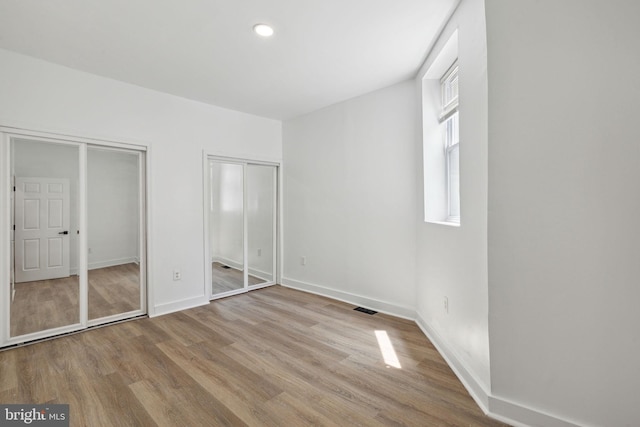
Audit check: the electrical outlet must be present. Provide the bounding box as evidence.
[173,270,181,281]
[301,256,306,266]
[257,248,262,256]
[443,296,449,313]
[88,247,92,254]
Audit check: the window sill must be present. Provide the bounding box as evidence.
[424,219,460,227]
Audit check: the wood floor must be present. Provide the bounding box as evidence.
[10,263,141,337]
[0,286,507,426]
[212,262,264,295]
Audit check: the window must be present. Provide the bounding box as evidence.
[441,64,460,222]
[421,29,459,226]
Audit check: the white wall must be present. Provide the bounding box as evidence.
[0,48,282,316]
[282,80,418,316]
[415,0,491,396]
[87,147,140,269]
[486,1,640,425]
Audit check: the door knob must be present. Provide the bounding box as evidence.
[58,231,69,235]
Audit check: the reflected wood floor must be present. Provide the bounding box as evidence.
[0,286,507,426]
[212,262,264,295]
[88,263,140,319]
[10,263,140,337]
[10,275,79,338]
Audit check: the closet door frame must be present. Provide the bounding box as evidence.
[86,144,148,328]
[203,152,281,300]
[0,126,149,348]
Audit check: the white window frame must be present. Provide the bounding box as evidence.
[441,63,460,223]
[420,29,459,226]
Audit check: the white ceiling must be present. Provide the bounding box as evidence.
[0,0,457,120]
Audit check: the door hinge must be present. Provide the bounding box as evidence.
[13,225,15,231]
[13,186,16,191]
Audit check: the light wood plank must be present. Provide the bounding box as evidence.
[0,285,508,427]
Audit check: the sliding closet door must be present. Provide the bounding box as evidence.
[210,161,245,295]
[2,130,148,348]
[10,138,81,338]
[87,146,145,322]
[247,164,276,287]
[208,157,278,298]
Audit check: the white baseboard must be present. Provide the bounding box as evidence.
[487,396,582,427]
[280,276,415,320]
[212,256,243,271]
[415,313,581,427]
[88,256,138,270]
[151,295,209,318]
[415,313,491,411]
[212,256,273,282]
[248,266,272,282]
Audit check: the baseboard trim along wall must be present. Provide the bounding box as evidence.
[212,256,272,282]
[88,256,139,271]
[487,396,583,427]
[415,313,491,411]
[416,313,582,427]
[248,267,272,282]
[211,256,243,271]
[152,295,209,318]
[281,276,416,321]
[70,257,140,275]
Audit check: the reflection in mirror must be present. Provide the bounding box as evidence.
[210,161,248,295]
[247,164,276,286]
[87,147,142,320]
[10,138,80,337]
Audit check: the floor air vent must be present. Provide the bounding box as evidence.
[354,307,377,315]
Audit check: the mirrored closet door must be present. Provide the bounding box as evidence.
[87,146,145,323]
[2,131,147,347]
[10,138,81,338]
[246,164,276,286]
[208,158,277,298]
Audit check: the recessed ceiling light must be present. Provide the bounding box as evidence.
[253,23,274,37]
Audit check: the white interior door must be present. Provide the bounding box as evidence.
[14,177,70,283]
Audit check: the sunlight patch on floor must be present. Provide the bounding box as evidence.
[375,330,401,369]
